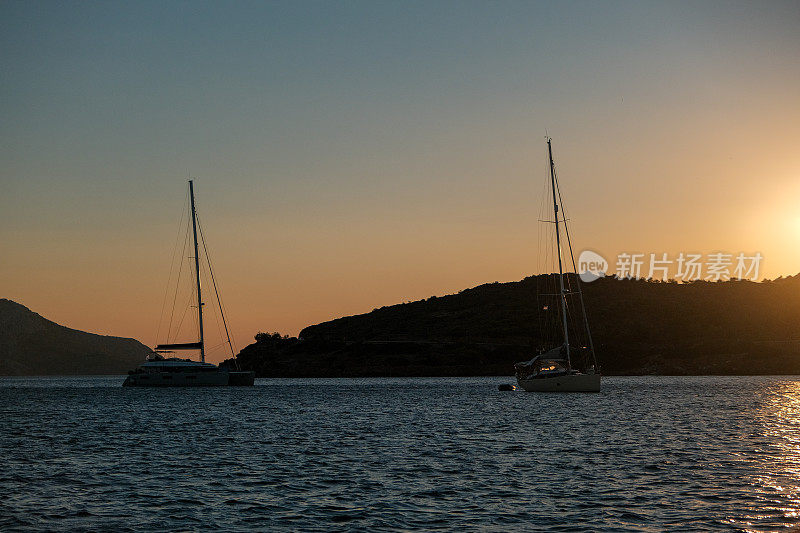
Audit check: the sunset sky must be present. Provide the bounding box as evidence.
[2,1,799,362]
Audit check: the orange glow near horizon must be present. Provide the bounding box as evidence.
[2,2,799,363]
[4,148,800,364]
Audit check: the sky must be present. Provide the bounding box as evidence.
[2,1,799,362]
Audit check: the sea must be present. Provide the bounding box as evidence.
[1,376,799,532]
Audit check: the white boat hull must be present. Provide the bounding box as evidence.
[517,373,601,392]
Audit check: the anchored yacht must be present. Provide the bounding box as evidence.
[514,139,601,392]
[123,180,254,387]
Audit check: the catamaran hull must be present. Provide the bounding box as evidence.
[122,371,252,387]
[517,373,601,392]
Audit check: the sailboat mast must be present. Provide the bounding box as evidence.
[548,139,571,368]
[189,180,205,363]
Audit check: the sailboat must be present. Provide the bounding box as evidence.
[123,181,255,387]
[514,139,601,392]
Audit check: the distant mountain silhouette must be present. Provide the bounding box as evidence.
[0,299,151,375]
[228,275,800,376]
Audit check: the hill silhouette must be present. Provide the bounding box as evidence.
[0,299,151,375]
[229,275,800,376]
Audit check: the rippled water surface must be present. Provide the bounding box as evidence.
[2,376,800,531]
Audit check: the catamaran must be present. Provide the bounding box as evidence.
[123,181,254,387]
[514,139,601,392]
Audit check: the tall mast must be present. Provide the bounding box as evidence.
[189,180,205,363]
[548,138,570,368]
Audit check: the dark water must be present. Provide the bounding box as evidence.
[1,376,799,531]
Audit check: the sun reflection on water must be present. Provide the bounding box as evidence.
[735,380,800,532]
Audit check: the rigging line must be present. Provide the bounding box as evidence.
[205,342,226,353]
[553,167,577,278]
[155,190,189,345]
[536,149,562,351]
[205,260,225,349]
[535,195,548,349]
[196,214,232,352]
[564,278,582,343]
[538,238,559,349]
[553,162,598,368]
[552,172,582,349]
[196,213,237,359]
[173,288,195,342]
[166,209,191,343]
[199,252,227,359]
